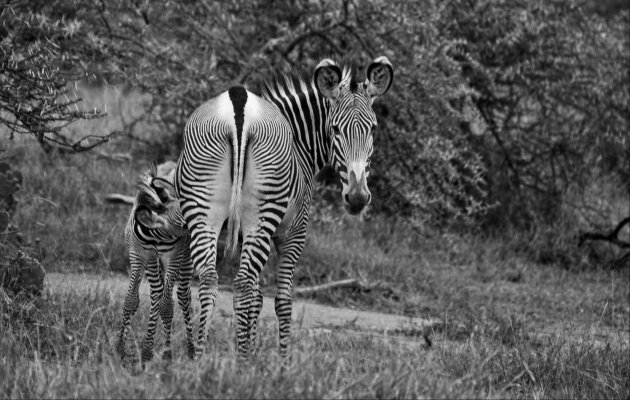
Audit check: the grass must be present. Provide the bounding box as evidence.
[2,84,166,273]
[1,83,629,398]
[1,283,627,398]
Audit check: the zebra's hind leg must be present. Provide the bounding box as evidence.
[273,223,307,358]
[188,217,227,356]
[247,284,264,355]
[176,241,196,359]
[116,258,145,359]
[233,229,275,359]
[233,127,290,359]
[140,255,163,364]
[178,135,231,358]
[186,199,229,358]
[159,257,178,361]
[192,231,221,357]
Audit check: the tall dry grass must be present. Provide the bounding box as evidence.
[1,281,628,398]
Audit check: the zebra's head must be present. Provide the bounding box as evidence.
[135,162,185,235]
[315,56,393,215]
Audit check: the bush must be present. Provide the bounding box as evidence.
[0,160,45,300]
[1,0,627,269]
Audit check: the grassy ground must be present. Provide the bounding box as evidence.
[1,272,627,399]
[1,84,629,398]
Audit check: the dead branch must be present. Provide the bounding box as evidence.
[293,279,360,295]
[211,279,392,295]
[607,251,629,270]
[579,217,630,249]
[95,151,132,162]
[103,193,135,205]
[294,278,392,295]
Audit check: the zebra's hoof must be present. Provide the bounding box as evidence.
[187,346,195,360]
[115,341,126,359]
[193,344,205,360]
[236,345,250,361]
[279,347,290,362]
[162,349,173,361]
[141,350,153,364]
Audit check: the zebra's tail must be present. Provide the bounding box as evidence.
[225,130,247,260]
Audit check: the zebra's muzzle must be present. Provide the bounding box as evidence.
[343,170,371,215]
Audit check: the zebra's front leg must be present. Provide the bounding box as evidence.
[176,244,195,359]
[141,255,163,364]
[233,232,274,359]
[116,257,145,359]
[273,224,307,358]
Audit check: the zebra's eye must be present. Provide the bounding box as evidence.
[332,125,341,136]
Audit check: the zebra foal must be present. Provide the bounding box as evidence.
[116,161,195,362]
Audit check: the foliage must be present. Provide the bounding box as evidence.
[0,248,45,298]
[442,0,629,229]
[1,0,628,252]
[0,4,114,152]
[0,161,45,302]
[3,0,493,225]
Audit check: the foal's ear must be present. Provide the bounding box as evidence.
[365,56,394,98]
[314,58,342,100]
[135,206,168,230]
[151,178,176,203]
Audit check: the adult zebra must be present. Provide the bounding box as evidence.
[175,56,393,358]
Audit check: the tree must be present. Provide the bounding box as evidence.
[442,0,629,230]
[68,0,493,226]
[0,3,116,152]
[2,0,628,263]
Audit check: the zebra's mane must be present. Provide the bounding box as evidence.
[250,55,367,99]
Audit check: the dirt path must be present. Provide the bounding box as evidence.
[44,272,628,351]
[45,272,439,334]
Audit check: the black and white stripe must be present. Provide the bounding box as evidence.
[176,56,393,358]
[116,162,195,363]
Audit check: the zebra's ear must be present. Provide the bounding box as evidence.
[135,206,168,230]
[151,178,176,203]
[365,56,393,98]
[314,59,342,100]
